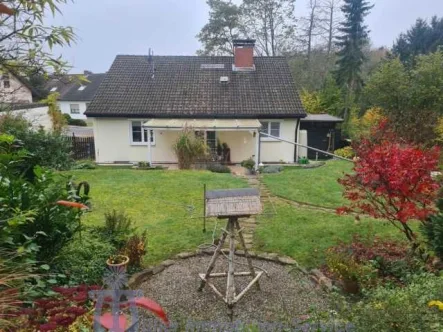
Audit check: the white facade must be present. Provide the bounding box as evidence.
[12,106,52,131]
[0,73,33,104]
[59,101,89,120]
[92,117,299,164]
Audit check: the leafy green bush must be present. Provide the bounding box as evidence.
[63,114,87,126]
[72,160,96,170]
[334,146,355,159]
[0,113,73,170]
[55,231,116,284]
[259,165,283,174]
[173,129,208,169]
[96,210,136,250]
[240,158,255,170]
[340,273,443,332]
[206,164,231,173]
[421,199,443,260]
[0,135,84,263]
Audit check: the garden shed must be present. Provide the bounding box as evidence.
[300,114,344,160]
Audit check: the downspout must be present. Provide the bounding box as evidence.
[294,119,301,163]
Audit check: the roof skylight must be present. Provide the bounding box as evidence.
[201,64,225,69]
[78,85,86,91]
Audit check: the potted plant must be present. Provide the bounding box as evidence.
[107,254,130,270]
[241,158,256,175]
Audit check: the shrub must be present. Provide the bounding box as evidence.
[240,158,255,170]
[173,128,208,169]
[0,113,73,170]
[334,146,355,159]
[72,159,96,170]
[98,210,136,250]
[63,114,87,127]
[340,273,443,332]
[0,135,84,263]
[326,251,377,293]
[10,285,99,331]
[206,164,231,173]
[338,121,440,245]
[421,201,443,260]
[259,165,283,173]
[55,232,116,284]
[121,230,148,269]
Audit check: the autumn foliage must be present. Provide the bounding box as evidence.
[338,121,441,243]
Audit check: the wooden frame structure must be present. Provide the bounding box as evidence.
[198,188,263,316]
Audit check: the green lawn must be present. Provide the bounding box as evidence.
[262,160,353,208]
[255,201,410,268]
[66,168,248,264]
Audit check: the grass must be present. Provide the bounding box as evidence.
[65,168,247,265]
[255,201,411,268]
[262,160,353,208]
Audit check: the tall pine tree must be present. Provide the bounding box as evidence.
[335,0,373,121]
[335,0,373,90]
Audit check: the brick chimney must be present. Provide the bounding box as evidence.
[233,39,256,71]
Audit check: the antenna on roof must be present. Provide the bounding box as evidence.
[148,48,155,79]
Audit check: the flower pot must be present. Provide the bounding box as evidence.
[106,255,130,271]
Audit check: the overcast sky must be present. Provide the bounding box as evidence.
[46,0,443,73]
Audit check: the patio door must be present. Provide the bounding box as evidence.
[206,131,217,159]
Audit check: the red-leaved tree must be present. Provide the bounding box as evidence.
[338,121,441,245]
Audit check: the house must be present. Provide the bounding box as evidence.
[85,39,307,166]
[300,114,344,160]
[0,70,35,104]
[44,71,106,120]
[8,103,52,131]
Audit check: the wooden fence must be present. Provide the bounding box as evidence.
[67,135,95,160]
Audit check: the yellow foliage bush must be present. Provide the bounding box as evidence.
[334,146,355,159]
[300,89,324,114]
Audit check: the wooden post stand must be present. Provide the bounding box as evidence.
[198,216,263,317]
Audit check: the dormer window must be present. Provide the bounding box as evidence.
[78,85,86,91]
[2,74,10,89]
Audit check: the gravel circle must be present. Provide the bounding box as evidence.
[138,255,330,327]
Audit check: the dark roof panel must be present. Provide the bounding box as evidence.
[44,73,106,102]
[85,55,306,118]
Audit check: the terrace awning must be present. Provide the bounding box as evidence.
[143,118,262,131]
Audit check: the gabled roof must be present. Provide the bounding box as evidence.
[44,73,106,102]
[85,55,306,119]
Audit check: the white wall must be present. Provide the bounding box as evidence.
[217,131,256,163]
[92,117,297,164]
[59,101,88,120]
[93,118,180,163]
[12,106,52,131]
[0,74,33,103]
[260,119,298,163]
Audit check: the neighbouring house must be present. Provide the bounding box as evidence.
[44,71,106,120]
[0,70,36,104]
[8,103,52,131]
[85,39,307,165]
[300,114,344,160]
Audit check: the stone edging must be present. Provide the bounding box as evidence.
[128,249,298,289]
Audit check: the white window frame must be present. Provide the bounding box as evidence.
[129,120,155,146]
[70,103,80,114]
[260,120,282,141]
